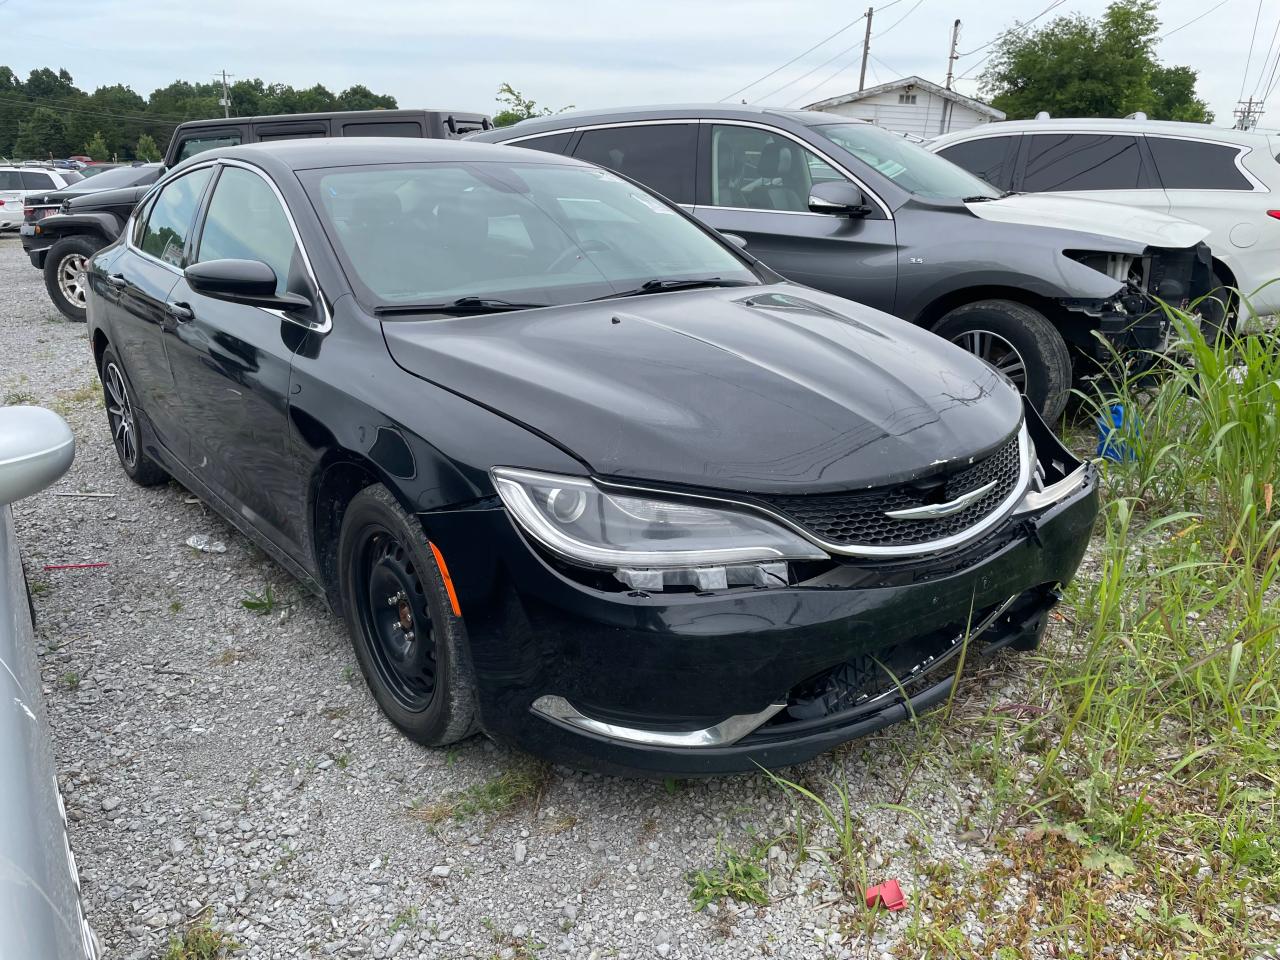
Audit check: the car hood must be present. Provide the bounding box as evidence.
[965,193,1209,248]
[66,184,150,211]
[381,285,1024,494]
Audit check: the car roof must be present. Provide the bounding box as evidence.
[931,118,1272,147]
[172,108,487,130]
[175,136,596,173]
[470,103,845,139]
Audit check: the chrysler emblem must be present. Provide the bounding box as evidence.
[884,480,999,520]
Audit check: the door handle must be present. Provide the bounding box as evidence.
[106,273,127,289]
[165,301,194,322]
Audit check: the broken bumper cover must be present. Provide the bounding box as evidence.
[425,423,1098,776]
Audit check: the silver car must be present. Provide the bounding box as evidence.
[0,405,97,958]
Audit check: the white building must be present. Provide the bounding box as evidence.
[804,76,1004,139]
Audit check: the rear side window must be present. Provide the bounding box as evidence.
[572,124,697,204]
[343,121,424,138]
[1147,137,1253,190]
[0,170,23,190]
[137,167,214,266]
[1021,134,1149,191]
[937,136,1016,189]
[512,132,573,155]
[20,171,54,189]
[177,133,243,163]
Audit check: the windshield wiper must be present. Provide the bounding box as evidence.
[374,296,545,317]
[593,277,756,300]
[961,194,999,203]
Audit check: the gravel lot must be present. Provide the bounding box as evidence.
[2,235,1049,959]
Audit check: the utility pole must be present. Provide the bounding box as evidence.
[1234,97,1264,131]
[858,7,874,92]
[216,69,234,119]
[944,19,961,90]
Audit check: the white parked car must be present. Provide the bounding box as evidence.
[0,165,83,230]
[928,119,1280,321]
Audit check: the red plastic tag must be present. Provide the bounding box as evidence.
[865,878,906,911]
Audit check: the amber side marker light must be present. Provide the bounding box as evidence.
[428,541,462,617]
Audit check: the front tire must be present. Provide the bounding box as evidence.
[99,347,168,486]
[933,299,1072,423]
[43,235,101,322]
[337,484,478,747]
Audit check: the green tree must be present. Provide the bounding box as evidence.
[338,84,397,111]
[981,0,1211,122]
[82,130,109,160]
[135,132,160,162]
[14,106,71,158]
[492,82,573,127]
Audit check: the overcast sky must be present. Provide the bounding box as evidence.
[8,0,1270,128]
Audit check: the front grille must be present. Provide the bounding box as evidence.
[760,430,1023,549]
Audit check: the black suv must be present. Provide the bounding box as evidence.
[25,108,492,321]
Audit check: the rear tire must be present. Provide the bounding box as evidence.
[99,347,168,486]
[933,299,1072,423]
[43,235,101,322]
[337,484,478,747]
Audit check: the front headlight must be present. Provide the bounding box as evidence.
[492,467,827,591]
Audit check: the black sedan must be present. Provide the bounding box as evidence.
[85,138,1097,775]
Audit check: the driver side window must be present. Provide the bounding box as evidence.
[195,166,300,295]
[709,125,843,213]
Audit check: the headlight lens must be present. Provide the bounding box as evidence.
[492,467,827,573]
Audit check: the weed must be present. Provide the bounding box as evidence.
[3,390,36,406]
[163,914,239,960]
[341,665,356,685]
[170,599,184,613]
[687,839,769,911]
[29,580,50,596]
[411,765,551,825]
[335,752,351,770]
[388,906,418,933]
[63,671,81,690]
[241,584,277,615]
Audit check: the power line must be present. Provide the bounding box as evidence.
[0,90,190,123]
[871,0,927,39]
[1238,0,1265,101]
[784,49,867,107]
[718,0,909,102]
[1248,14,1280,100]
[0,94,185,126]
[957,0,1064,57]
[1160,0,1234,39]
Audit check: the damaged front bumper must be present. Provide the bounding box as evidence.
[424,414,1098,776]
[1063,241,1214,358]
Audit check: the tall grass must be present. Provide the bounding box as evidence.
[772,301,1280,953]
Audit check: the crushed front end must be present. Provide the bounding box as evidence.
[1062,241,1214,359]
[425,404,1098,776]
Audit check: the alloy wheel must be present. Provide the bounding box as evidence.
[354,528,437,712]
[950,328,1028,391]
[57,252,89,309]
[103,362,138,469]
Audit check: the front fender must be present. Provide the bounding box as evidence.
[34,211,124,244]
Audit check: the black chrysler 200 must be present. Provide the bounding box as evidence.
[85,138,1097,775]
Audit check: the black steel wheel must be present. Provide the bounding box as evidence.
[338,484,478,746]
[100,347,167,486]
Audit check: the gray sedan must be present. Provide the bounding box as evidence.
[0,405,98,958]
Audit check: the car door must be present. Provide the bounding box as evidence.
[1014,132,1170,213]
[692,122,899,312]
[108,165,215,461]
[162,162,314,559]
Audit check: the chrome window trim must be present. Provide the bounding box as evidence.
[596,421,1034,559]
[124,158,332,333]
[503,116,894,219]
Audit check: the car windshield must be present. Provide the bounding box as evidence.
[813,122,1003,201]
[301,161,759,311]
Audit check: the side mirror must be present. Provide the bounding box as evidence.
[0,407,74,505]
[720,232,748,250]
[185,259,312,312]
[808,181,872,218]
